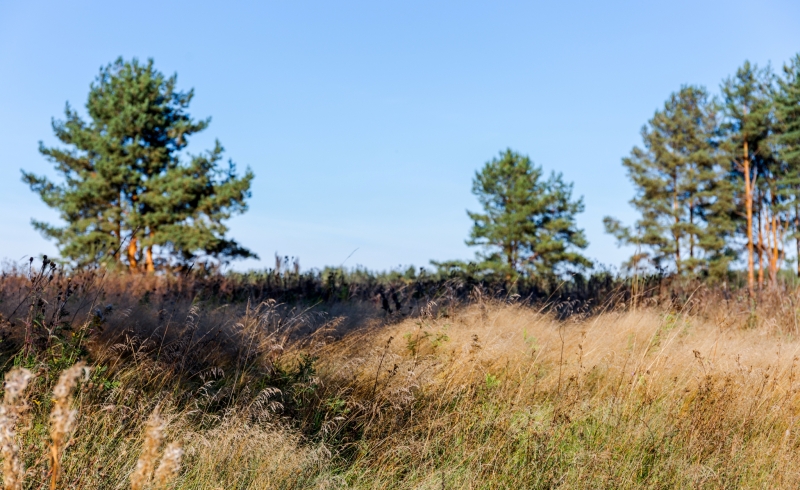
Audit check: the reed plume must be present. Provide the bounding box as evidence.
[49,363,88,490]
[130,410,165,490]
[153,441,183,488]
[0,368,33,490]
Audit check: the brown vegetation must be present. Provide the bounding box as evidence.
[2,266,800,487]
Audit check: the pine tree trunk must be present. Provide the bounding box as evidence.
[758,205,764,288]
[770,211,780,289]
[146,247,154,273]
[689,203,695,264]
[506,243,515,280]
[145,231,155,273]
[115,221,122,264]
[127,235,138,273]
[743,141,755,296]
[673,174,681,273]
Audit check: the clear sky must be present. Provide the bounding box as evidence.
[2,1,799,272]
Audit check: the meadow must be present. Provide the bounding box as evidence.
[2,263,800,488]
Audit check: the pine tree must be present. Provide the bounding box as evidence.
[466,149,591,279]
[756,152,788,288]
[774,54,800,278]
[604,85,734,278]
[22,58,256,271]
[720,62,774,293]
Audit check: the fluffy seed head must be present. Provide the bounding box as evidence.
[2,370,32,406]
[131,410,165,490]
[153,441,183,488]
[49,363,89,448]
[0,368,34,490]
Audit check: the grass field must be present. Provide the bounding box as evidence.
[3,269,800,488]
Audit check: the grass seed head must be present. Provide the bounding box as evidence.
[154,441,183,488]
[50,362,89,449]
[0,368,33,490]
[131,410,165,490]
[49,363,88,490]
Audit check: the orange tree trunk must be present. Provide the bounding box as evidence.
[743,142,755,296]
[127,235,138,272]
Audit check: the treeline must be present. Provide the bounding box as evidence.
[404,55,800,295]
[604,56,800,295]
[18,55,800,300]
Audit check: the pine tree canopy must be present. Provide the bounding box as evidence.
[721,62,774,164]
[466,149,591,279]
[776,55,800,171]
[772,55,800,279]
[604,85,735,277]
[22,58,256,271]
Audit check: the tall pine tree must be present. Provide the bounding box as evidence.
[467,149,591,280]
[22,58,256,271]
[720,61,774,293]
[604,85,734,278]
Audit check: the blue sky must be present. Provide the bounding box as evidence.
[1,1,799,272]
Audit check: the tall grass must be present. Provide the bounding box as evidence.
[3,264,800,487]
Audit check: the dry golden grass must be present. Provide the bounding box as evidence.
[309,300,800,488]
[5,287,800,488]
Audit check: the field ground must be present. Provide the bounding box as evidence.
[3,273,800,488]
